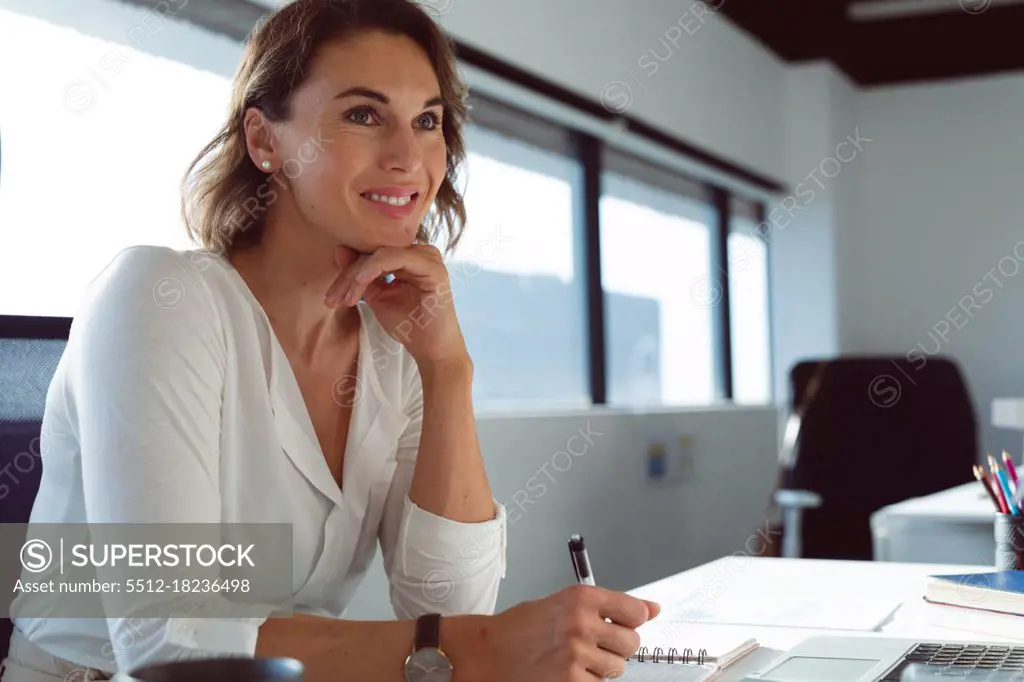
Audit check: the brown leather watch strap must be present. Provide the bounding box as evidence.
[415,613,441,650]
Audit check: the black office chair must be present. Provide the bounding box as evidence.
[770,355,978,560]
[0,315,71,657]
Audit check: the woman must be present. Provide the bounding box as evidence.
[2,1,659,680]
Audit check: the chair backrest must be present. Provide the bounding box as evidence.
[787,355,978,560]
[0,315,70,657]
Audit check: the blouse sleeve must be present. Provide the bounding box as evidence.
[376,357,506,619]
[69,246,275,671]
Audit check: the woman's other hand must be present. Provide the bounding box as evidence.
[325,244,466,365]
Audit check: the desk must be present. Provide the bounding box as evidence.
[871,482,996,564]
[625,557,1008,681]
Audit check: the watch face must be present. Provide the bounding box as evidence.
[404,647,452,682]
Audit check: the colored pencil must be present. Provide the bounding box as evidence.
[1002,450,1020,489]
[988,454,1011,514]
[975,464,1003,512]
[992,454,1022,516]
[996,468,1021,516]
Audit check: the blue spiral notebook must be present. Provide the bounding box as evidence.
[924,570,1024,617]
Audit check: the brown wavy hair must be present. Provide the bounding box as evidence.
[181,0,468,256]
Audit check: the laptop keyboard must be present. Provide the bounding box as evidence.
[881,644,1024,680]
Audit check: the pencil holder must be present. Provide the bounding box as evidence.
[994,513,1024,570]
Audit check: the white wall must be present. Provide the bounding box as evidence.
[840,72,1024,456]
[436,0,789,185]
[767,64,843,405]
[343,405,780,619]
[763,62,1024,459]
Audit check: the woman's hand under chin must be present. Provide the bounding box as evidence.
[325,244,469,367]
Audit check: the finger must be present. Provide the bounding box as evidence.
[354,249,441,286]
[643,600,661,620]
[594,619,641,660]
[340,250,443,306]
[361,278,397,306]
[324,251,369,308]
[362,279,384,304]
[596,591,650,629]
[324,249,413,303]
[588,648,629,681]
[326,252,371,304]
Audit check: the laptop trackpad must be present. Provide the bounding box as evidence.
[759,655,881,681]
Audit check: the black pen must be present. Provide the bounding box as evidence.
[568,534,595,586]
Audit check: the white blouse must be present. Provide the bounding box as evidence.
[13,245,507,673]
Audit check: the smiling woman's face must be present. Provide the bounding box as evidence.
[254,29,448,254]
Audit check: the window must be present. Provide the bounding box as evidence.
[449,97,589,409]
[599,150,719,406]
[727,197,773,404]
[0,0,239,317]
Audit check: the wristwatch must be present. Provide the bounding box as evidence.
[404,613,453,682]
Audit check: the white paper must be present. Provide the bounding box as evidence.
[616,662,717,682]
[651,594,900,631]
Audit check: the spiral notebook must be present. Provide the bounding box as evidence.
[618,628,760,681]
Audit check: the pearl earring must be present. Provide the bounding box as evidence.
[261,160,271,171]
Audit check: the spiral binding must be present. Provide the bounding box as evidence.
[631,646,709,665]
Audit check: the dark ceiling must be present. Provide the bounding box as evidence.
[715,0,1024,86]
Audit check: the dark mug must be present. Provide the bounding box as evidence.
[116,657,304,681]
[994,512,1024,571]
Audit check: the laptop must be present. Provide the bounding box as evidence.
[747,635,1024,681]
